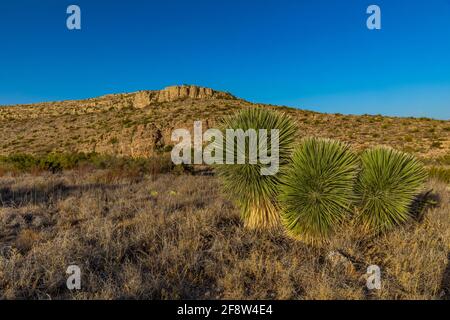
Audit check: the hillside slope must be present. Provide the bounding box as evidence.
[1,85,449,160]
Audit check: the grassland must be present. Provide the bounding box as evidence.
[0,167,449,299]
[0,87,449,299]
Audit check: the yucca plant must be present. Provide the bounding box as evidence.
[215,108,297,230]
[355,147,427,232]
[278,138,359,241]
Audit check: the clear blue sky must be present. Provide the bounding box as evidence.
[1,0,449,119]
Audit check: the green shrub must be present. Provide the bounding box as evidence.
[39,153,90,172]
[0,154,38,171]
[355,147,427,232]
[216,108,297,230]
[0,152,175,176]
[278,138,359,241]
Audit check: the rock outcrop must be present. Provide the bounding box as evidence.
[133,91,152,109]
[133,85,235,108]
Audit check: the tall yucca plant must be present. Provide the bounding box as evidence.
[278,138,359,241]
[216,108,297,230]
[355,147,427,232]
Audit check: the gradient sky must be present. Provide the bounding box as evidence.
[1,0,449,119]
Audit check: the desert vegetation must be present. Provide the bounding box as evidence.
[1,87,449,300]
[215,108,297,230]
[214,110,430,244]
[355,147,427,233]
[0,168,449,299]
[279,138,360,241]
[1,87,449,161]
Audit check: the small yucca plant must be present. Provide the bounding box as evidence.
[216,108,297,230]
[355,147,427,232]
[278,138,359,241]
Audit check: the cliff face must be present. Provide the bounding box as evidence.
[133,85,236,108]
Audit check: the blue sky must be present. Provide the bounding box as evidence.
[0,0,449,119]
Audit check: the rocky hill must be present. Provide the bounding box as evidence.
[0,85,449,161]
[133,85,236,108]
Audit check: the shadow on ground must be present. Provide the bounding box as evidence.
[410,190,441,222]
[0,183,121,208]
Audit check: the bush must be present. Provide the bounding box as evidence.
[0,154,38,171]
[437,153,450,166]
[355,147,427,232]
[0,152,176,176]
[428,166,450,184]
[278,138,359,241]
[430,141,442,149]
[216,108,297,229]
[404,135,413,142]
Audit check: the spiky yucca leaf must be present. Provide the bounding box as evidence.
[355,147,427,232]
[279,138,359,241]
[216,108,297,229]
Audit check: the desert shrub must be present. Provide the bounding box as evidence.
[430,141,442,149]
[38,153,91,172]
[278,138,359,242]
[92,154,175,179]
[216,108,297,229]
[0,152,176,176]
[355,147,427,232]
[428,166,450,184]
[402,146,418,154]
[0,162,17,177]
[148,153,175,176]
[0,154,38,171]
[0,153,92,172]
[436,153,450,166]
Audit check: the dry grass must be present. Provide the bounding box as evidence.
[1,170,449,300]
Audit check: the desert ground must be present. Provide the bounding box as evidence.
[0,168,449,299]
[1,86,449,299]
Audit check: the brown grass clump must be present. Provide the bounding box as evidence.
[15,229,42,253]
[1,170,449,300]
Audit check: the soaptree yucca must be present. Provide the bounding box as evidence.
[279,138,359,241]
[216,108,297,230]
[355,147,427,232]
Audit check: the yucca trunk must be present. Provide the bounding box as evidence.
[244,199,280,230]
